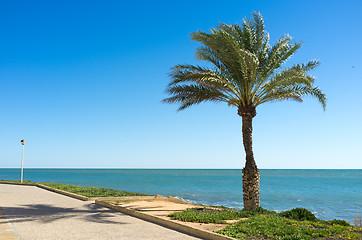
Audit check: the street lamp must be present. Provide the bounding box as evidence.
[20,139,25,183]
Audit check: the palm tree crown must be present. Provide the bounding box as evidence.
[162,12,326,115]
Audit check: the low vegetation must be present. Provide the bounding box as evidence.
[169,206,362,239]
[169,207,273,224]
[38,182,147,197]
[217,214,361,240]
[0,180,147,197]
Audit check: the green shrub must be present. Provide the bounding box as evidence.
[327,219,350,226]
[279,208,317,221]
[253,206,276,214]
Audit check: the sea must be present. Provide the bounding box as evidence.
[0,169,361,223]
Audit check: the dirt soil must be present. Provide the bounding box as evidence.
[111,199,239,232]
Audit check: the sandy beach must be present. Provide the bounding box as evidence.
[0,184,201,240]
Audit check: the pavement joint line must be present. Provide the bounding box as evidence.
[0,208,22,240]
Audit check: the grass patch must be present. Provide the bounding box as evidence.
[168,207,273,224]
[216,214,362,240]
[0,180,33,184]
[38,182,147,197]
[0,180,148,197]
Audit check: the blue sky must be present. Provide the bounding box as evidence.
[1,0,361,169]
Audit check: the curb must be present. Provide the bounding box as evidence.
[96,200,235,240]
[0,182,38,187]
[35,184,90,201]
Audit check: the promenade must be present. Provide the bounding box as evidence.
[0,184,201,240]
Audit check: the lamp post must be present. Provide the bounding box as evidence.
[20,139,25,183]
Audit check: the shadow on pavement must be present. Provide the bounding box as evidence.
[0,203,128,225]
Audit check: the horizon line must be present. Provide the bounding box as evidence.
[1,168,361,170]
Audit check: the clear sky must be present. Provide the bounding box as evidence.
[1,0,361,169]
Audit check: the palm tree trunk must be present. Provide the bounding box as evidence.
[242,115,260,211]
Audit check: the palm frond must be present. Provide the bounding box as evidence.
[291,60,320,72]
[259,85,326,110]
[259,36,302,82]
[168,64,240,101]
[162,84,229,111]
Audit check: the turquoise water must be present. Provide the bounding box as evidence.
[0,169,361,223]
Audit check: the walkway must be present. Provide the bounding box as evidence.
[0,184,201,240]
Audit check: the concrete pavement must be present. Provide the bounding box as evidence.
[0,209,19,240]
[0,184,202,240]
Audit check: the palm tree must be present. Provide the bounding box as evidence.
[162,12,326,211]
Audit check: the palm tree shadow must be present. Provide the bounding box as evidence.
[0,203,128,225]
